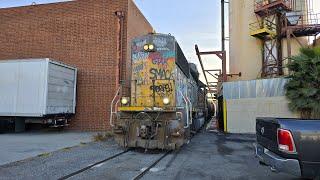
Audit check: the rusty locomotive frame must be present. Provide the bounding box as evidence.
[110,33,213,150]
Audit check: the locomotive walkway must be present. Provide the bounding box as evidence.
[0,130,295,180]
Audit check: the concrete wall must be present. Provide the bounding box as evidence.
[229,0,262,81]
[228,0,308,81]
[223,77,299,133]
[0,0,153,131]
[226,96,299,134]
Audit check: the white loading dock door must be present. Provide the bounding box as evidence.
[0,59,77,117]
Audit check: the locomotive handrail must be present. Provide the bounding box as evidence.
[186,96,193,125]
[110,86,121,127]
[187,81,194,125]
[179,90,189,129]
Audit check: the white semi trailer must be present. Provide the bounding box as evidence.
[0,59,77,132]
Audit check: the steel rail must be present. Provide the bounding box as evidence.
[58,150,130,180]
[131,150,172,180]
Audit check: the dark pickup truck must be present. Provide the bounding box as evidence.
[256,117,320,179]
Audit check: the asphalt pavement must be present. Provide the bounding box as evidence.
[0,131,297,180]
[141,132,297,180]
[0,131,93,166]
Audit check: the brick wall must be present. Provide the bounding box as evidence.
[0,0,153,131]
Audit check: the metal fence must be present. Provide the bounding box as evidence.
[223,77,288,100]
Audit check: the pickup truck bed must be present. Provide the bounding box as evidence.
[256,117,320,178]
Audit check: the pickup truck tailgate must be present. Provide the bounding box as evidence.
[256,118,279,153]
[256,118,320,178]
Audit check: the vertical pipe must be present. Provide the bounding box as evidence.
[221,0,227,82]
[276,13,283,75]
[222,52,227,82]
[221,0,225,51]
[115,11,125,95]
[115,11,124,83]
[287,29,292,62]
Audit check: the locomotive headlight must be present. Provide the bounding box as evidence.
[163,97,170,105]
[148,44,154,50]
[143,44,155,51]
[121,97,129,105]
[143,44,149,51]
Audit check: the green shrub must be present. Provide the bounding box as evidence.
[285,46,320,119]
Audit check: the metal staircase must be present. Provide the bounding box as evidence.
[250,0,320,77]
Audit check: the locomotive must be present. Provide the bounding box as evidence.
[110,33,212,150]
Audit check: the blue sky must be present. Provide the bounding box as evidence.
[0,0,225,82]
[134,0,224,70]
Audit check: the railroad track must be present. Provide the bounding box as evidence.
[131,150,172,180]
[58,150,130,180]
[58,149,172,180]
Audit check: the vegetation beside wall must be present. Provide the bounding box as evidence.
[285,47,320,119]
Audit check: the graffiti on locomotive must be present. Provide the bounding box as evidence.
[131,35,176,106]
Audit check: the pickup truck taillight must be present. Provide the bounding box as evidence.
[277,128,297,154]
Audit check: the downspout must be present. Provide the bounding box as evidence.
[109,11,125,128]
[115,11,125,95]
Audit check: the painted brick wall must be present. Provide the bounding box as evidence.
[0,0,153,131]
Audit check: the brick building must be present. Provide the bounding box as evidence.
[0,0,153,131]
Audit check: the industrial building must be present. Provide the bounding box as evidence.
[222,0,320,133]
[0,0,153,131]
[229,0,311,80]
